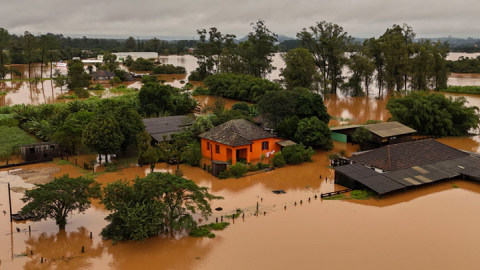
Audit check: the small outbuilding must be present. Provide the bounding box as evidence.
[92,70,115,81]
[20,142,61,162]
[330,121,416,146]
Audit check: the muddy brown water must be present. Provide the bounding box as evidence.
[1,140,480,269]
[1,53,480,269]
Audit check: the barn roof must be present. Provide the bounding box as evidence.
[349,139,468,171]
[199,119,275,147]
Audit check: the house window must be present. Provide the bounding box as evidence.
[207,142,210,150]
[250,144,252,152]
[215,145,220,154]
[29,148,35,154]
[262,141,269,150]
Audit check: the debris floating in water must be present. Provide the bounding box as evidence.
[272,190,286,194]
[214,207,223,211]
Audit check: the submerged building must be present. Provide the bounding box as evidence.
[335,139,480,196]
[199,119,288,165]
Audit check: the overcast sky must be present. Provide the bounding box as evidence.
[2,0,479,39]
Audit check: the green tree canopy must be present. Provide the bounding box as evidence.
[281,48,318,90]
[101,172,221,242]
[351,126,373,144]
[67,59,91,90]
[294,116,333,150]
[386,92,479,136]
[21,175,101,230]
[83,113,125,159]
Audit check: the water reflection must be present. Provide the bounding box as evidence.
[23,227,103,269]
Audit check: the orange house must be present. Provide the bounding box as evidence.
[199,119,283,164]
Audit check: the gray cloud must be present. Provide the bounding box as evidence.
[2,0,479,39]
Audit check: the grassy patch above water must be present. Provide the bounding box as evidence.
[58,94,78,99]
[453,184,459,188]
[189,222,230,238]
[56,160,72,165]
[350,190,374,200]
[0,91,6,96]
[323,194,348,200]
[225,209,242,219]
[441,86,480,95]
[323,190,375,200]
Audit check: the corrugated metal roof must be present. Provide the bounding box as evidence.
[330,125,361,131]
[350,140,470,171]
[365,121,416,138]
[276,140,297,147]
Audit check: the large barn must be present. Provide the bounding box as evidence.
[335,139,480,196]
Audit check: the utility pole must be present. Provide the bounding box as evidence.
[8,183,13,222]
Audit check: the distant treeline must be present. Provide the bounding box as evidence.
[0,28,197,67]
[447,56,480,73]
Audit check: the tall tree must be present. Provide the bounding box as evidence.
[83,113,125,162]
[0,28,9,67]
[124,36,136,51]
[22,31,37,79]
[297,21,352,94]
[67,59,91,90]
[281,47,318,90]
[364,38,385,97]
[21,175,101,230]
[240,20,278,78]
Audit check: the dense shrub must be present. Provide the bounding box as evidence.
[203,73,281,102]
[271,152,286,167]
[229,163,248,178]
[187,70,203,81]
[129,58,154,71]
[152,64,186,74]
[192,86,210,95]
[387,92,479,136]
[282,143,315,165]
[141,75,157,84]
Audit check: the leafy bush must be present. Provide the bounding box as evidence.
[141,75,158,84]
[130,58,154,71]
[441,86,480,95]
[350,190,372,200]
[192,86,210,95]
[93,84,105,90]
[248,163,259,171]
[188,70,203,81]
[232,102,250,112]
[152,64,186,74]
[271,152,286,167]
[352,126,372,144]
[105,162,116,172]
[74,88,90,98]
[204,73,281,102]
[58,94,78,99]
[182,142,202,167]
[282,143,315,165]
[218,169,232,179]
[229,163,248,178]
[387,92,479,136]
[0,113,19,126]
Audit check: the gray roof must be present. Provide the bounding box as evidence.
[199,119,275,147]
[365,121,416,138]
[276,140,297,147]
[349,139,469,171]
[330,121,416,138]
[20,142,59,148]
[335,163,405,195]
[143,115,192,142]
[92,70,115,78]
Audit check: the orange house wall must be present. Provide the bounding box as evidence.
[201,137,282,164]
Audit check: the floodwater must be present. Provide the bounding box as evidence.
[2,141,480,269]
[3,52,480,106]
[1,52,480,269]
